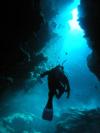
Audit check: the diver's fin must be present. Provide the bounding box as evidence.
[42,107,53,121]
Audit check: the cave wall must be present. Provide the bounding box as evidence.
[0,0,48,91]
[78,0,100,80]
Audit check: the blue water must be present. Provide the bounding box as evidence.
[0,0,100,133]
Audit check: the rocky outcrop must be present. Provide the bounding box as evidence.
[0,113,41,133]
[56,108,100,133]
[78,0,100,80]
[0,0,48,92]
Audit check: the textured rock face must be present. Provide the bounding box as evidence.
[0,0,48,91]
[55,108,100,133]
[78,0,100,80]
[0,113,41,133]
[0,108,100,133]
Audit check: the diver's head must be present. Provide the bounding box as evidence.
[57,65,64,71]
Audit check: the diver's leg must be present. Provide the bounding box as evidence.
[42,90,54,121]
[42,81,55,121]
[46,90,54,109]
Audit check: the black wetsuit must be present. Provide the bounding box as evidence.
[40,65,70,109]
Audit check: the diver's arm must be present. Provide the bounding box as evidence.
[40,70,50,78]
[66,82,70,98]
[64,76,71,98]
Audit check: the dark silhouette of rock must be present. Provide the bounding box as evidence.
[78,0,100,80]
[0,0,48,92]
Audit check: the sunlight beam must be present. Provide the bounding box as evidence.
[68,8,81,31]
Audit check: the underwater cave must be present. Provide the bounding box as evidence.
[0,0,100,133]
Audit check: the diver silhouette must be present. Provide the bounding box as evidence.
[40,65,71,121]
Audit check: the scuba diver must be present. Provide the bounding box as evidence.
[40,65,71,121]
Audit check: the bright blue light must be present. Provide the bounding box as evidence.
[68,8,81,31]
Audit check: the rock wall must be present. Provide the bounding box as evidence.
[78,0,100,80]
